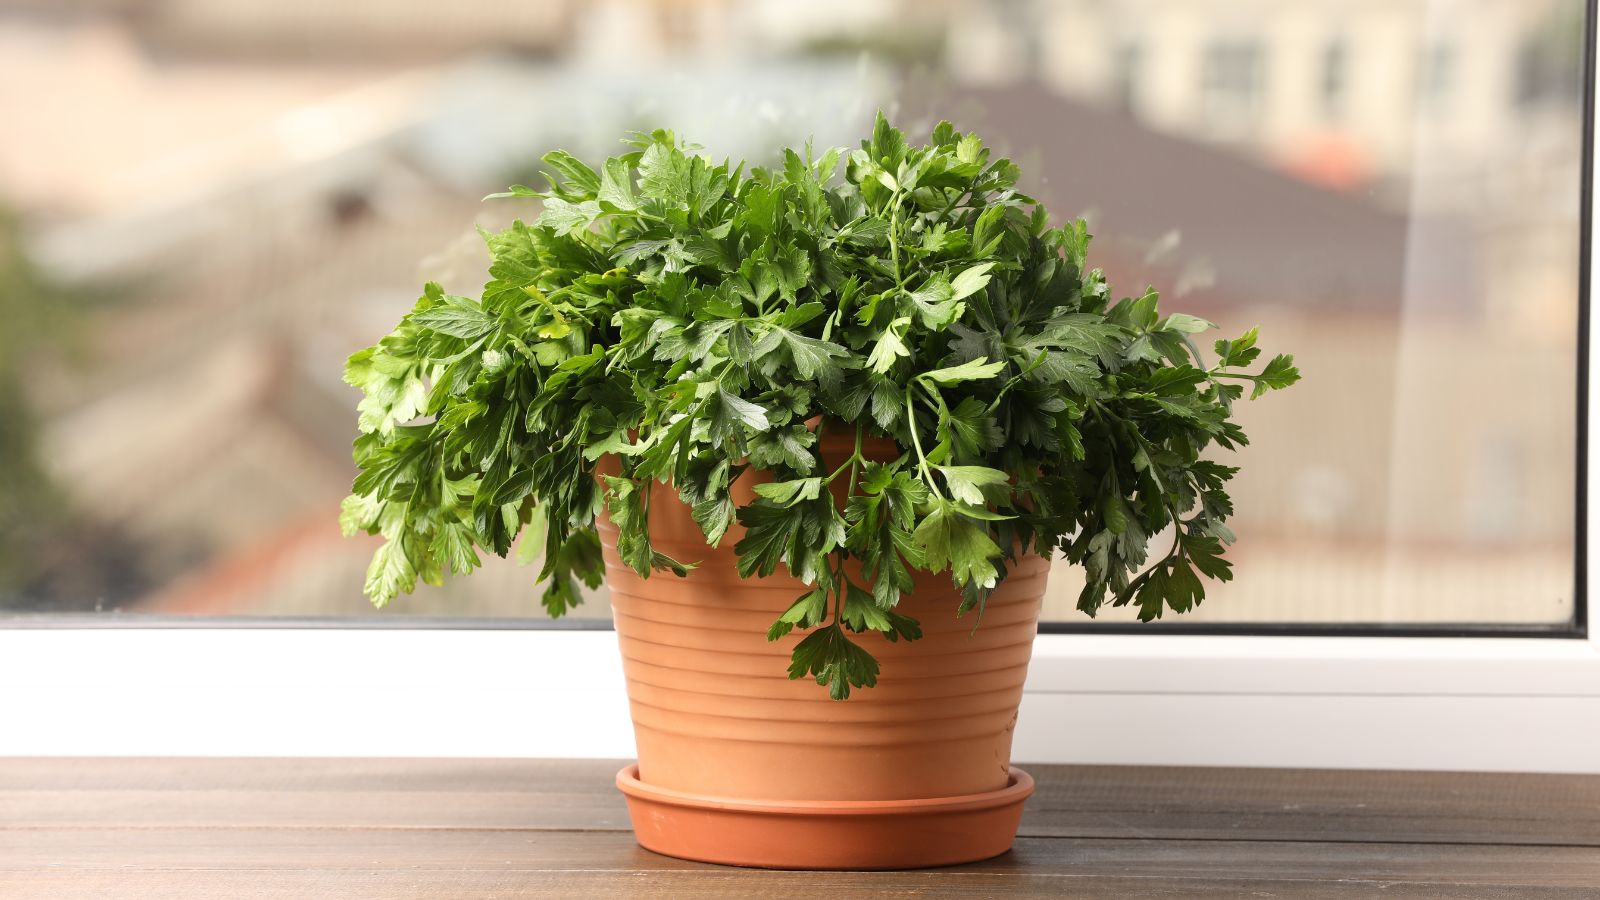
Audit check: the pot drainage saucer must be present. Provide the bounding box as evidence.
[615,763,1034,870]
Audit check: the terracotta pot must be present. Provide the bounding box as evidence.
[597,432,1047,869]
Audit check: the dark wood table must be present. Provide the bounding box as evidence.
[3,759,1598,898]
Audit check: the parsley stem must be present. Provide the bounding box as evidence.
[904,389,945,501]
[826,457,855,482]
[1178,333,1237,411]
[886,187,902,284]
[845,425,863,499]
[825,433,864,483]
[938,186,970,221]
[830,554,849,623]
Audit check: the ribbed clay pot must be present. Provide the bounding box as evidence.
[597,433,1047,869]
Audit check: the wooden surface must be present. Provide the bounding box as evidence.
[3,759,1599,898]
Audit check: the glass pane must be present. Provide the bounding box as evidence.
[0,0,1584,626]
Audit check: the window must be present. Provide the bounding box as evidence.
[1320,38,1348,121]
[1112,40,1145,114]
[2,0,1596,769]
[0,1,1587,630]
[1201,37,1267,130]
[1420,40,1457,116]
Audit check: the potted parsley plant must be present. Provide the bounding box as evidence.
[342,114,1297,869]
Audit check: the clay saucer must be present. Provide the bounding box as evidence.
[616,763,1034,870]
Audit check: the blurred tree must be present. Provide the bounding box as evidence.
[0,209,148,611]
[1515,0,1586,111]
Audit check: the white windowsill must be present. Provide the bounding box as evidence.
[2,626,1596,771]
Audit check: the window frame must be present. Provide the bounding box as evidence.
[1,6,1595,770]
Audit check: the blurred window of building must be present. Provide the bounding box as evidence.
[1112,39,1145,115]
[1320,38,1348,122]
[1202,37,1267,133]
[1420,40,1456,117]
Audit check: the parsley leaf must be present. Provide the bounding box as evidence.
[788,624,880,700]
[709,388,770,443]
[912,499,1006,589]
[920,357,1007,386]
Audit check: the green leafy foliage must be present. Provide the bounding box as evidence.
[343,116,1298,697]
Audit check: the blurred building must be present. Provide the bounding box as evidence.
[944,0,1582,186]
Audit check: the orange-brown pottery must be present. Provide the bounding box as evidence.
[597,431,1046,869]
